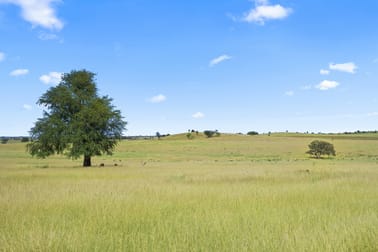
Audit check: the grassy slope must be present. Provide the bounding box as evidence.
[0,134,377,251]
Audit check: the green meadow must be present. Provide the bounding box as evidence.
[0,133,377,251]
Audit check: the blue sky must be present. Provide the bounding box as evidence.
[1,0,378,136]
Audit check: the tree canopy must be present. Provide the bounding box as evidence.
[27,70,127,167]
[306,140,336,159]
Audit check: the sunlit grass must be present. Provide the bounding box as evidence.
[0,134,377,251]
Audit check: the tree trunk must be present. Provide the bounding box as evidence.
[83,155,91,167]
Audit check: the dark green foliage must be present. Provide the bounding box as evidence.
[27,70,127,167]
[1,137,8,144]
[204,130,220,138]
[204,130,213,138]
[306,140,336,159]
[247,131,259,136]
[21,137,29,142]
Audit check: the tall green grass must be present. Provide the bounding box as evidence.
[0,134,377,251]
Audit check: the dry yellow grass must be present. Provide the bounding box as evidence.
[0,134,377,251]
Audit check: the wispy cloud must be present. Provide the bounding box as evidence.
[38,31,59,40]
[284,90,294,96]
[329,62,357,74]
[0,51,4,62]
[367,112,378,117]
[320,69,330,75]
[23,104,32,110]
[209,54,232,67]
[316,80,339,90]
[300,85,312,90]
[10,68,29,76]
[148,94,167,103]
[192,112,205,119]
[40,72,62,85]
[243,0,292,25]
[0,0,63,30]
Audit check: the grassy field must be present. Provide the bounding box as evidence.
[0,133,377,251]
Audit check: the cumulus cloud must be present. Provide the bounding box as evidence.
[320,69,330,75]
[209,54,232,67]
[0,51,4,61]
[0,0,63,30]
[243,0,292,24]
[192,112,205,119]
[148,94,166,103]
[23,104,32,110]
[10,68,29,76]
[316,80,339,90]
[329,62,357,74]
[39,71,62,85]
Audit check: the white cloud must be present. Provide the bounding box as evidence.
[10,68,29,76]
[243,0,292,24]
[320,69,330,75]
[39,71,62,85]
[301,85,312,90]
[316,80,339,90]
[148,94,166,103]
[0,51,4,61]
[209,54,232,67]
[192,112,205,119]
[367,112,378,117]
[329,62,357,74]
[284,91,294,96]
[0,0,63,30]
[38,31,58,40]
[23,104,32,110]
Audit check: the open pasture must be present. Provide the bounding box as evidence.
[0,134,377,251]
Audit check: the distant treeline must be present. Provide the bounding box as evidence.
[1,136,29,144]
[2,130,377,144]
[121,134,170,140]
[341,130,378,134]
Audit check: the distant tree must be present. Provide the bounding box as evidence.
[156,132,161,140]
[27,70,127,167]
[204,130,214,138]
[21,137,29,142]
[1,137,8,144]
[204,130,221,138]
[247,131,259,136]
[306,140,336,159]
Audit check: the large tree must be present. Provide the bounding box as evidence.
[306,140,336,159]
[27,70,126,167]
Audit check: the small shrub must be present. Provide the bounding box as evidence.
[247,131,259,136]
[186,133,194,140]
